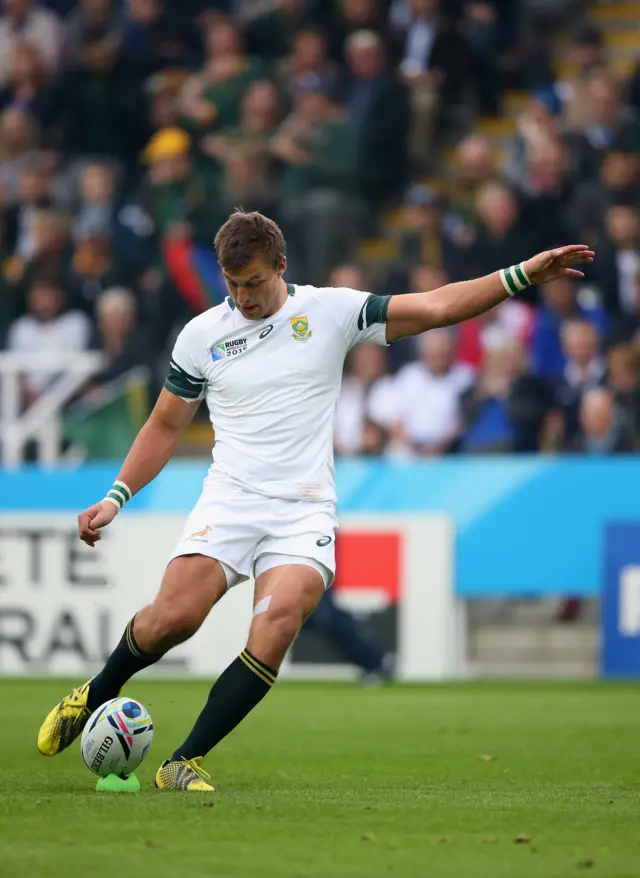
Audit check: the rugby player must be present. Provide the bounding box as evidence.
[37,210,593,791]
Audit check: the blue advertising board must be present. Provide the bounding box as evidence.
[602,523,640,677]
[1,457,640,599]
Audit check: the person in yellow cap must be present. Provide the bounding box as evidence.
[143,126,221,244]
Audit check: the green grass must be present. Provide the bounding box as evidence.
[2,680,640,877]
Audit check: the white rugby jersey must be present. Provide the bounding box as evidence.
[165,283,390,503]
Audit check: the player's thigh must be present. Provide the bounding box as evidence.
[169,476,263,589]
[247,563,325,665]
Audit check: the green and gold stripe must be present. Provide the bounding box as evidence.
[240,649,277,686]
[125,619,145,659]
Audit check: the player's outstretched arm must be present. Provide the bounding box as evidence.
[77,389,200,546]
[385,245,595,342]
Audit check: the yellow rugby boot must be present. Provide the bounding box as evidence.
[155,757,215,791]
[37,680,94,756]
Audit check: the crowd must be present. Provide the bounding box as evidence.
[0,0,637,461]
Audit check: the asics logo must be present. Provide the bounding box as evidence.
[259,325,274,339]
[316,536,332,547]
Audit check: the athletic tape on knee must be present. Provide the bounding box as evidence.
[253,595,272,617]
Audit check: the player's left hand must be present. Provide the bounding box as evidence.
[524,245,595,286]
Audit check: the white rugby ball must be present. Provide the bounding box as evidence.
[81,697,153,777]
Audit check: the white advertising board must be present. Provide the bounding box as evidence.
[0,512,464,680]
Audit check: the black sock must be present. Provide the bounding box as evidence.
[171,649,277,761]
[87,617,162,711]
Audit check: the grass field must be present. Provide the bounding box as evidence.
[2,679,639,877]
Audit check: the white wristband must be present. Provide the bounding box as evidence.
[499,263,531,296]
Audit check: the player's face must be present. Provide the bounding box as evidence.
[222,257,287,320]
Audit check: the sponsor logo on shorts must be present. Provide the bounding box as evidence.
[316,535,332,547]
[211,337,248,361]
[290,316,312,342]
[188,525,211,540]
[259,324,274,339]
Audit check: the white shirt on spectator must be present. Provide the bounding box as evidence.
[391,361,475,448]
[335,374,397,456]
[0,8,64,85]
[7,311,93,394]
[401,19,436,76]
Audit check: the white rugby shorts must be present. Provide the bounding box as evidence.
[170,473,337,589]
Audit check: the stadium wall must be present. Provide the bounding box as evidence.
[1,457,639,679]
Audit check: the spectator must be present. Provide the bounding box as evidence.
[517,136,576,246]
[335,343,395,456]
[568,143,640,244]
[120,0,199,89]
[460,182,539,301]
[274,30,337,102]
[144,126,219,243]
[0,0,63,87]
[179,20,261,138]
[4,158,56,259]
[446,133,495,254]
[51,25,136,165]
[329,262,366,291]
[390,327,474,455]
[0,106,39,206]
[555,318,606,443]
[393,0,469,162]
[460,343,525,453]
[91,286,154,384]
[70,214,127,315]
[0,42,54,132]
[200,79,280,167]
[330,0,386,59]
[1,208,71,324]
[6,278,92,404]
[559,25,606,133]
[566,72,640,181]
[458,295,533,372]
[343,29,410,206]
[530,277,607,379]
[242,0,323,63]
[591,202,640,322]
[395,183,450,269]
[572,386,634,453]
[66,0,123,66]
[505,94,560,188]
[608,343,640,440]
[273,77,360,285]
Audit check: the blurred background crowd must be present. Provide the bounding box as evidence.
[0,0,639,463]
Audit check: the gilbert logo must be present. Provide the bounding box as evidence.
[290,316,312,342]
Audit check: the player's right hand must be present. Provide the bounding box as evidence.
[78,500,119,547]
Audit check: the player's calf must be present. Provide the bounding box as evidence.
[167,563,324,768]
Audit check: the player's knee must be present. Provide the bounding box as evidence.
[147,602,203,648]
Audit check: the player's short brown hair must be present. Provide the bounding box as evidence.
[214,210,285,271]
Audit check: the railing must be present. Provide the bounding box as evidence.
[0,351,105,468]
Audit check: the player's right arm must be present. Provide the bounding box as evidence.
[78,319,208,546]
[78,390,200,546]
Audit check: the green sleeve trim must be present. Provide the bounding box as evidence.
[357,294,391,331]
[164,360,205,400]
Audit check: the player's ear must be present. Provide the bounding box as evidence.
[278,256,287,278]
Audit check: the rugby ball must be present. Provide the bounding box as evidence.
[81,697,153,777]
